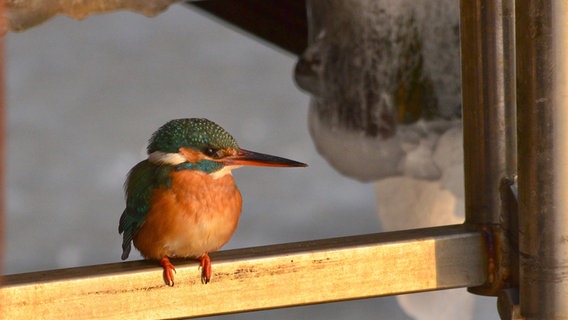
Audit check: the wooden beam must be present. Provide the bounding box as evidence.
[187,0,308,55]
[1,225,487,319]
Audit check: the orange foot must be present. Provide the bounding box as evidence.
[160,256,176,287]
[198,253,211,284]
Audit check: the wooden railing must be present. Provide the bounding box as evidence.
[1,225,485,319]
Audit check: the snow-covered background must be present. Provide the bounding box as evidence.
[5,5,496,319]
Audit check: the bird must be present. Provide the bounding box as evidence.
[119,118,307,286]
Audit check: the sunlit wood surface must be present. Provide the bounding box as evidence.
[1,225,486,319]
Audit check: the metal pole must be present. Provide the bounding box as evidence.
[460,0,517,296]
[516,0,568,318]
[461,0,516,226]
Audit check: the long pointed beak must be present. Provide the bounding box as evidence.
[222,148,307,167]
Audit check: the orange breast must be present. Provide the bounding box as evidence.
[133,170,242,260]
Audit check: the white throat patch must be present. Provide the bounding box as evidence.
[210,165,242,179]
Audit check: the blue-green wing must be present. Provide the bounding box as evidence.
[118,160,172,260]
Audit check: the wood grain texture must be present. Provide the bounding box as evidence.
[1,225,486,319]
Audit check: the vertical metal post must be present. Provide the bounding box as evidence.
[460,0,516,225]
[516,0,568,318]
[461,0,516,225]
[460,0,517,295]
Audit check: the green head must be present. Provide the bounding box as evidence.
[148,118,239,155]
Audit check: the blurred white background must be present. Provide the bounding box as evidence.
[4,5,495,319]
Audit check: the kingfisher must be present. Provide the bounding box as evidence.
[119,118,307,286]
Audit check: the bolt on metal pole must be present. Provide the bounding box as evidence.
[516,0,568,318]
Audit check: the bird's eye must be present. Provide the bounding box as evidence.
[204,147,219,158]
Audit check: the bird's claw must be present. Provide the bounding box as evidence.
[160,256,176,287]
[199,253,212,284]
